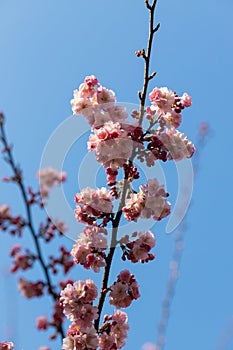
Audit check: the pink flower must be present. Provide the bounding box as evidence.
[0,342,14,350]
[159,128,195,160]
[149,87,175,114]
[74,187,113,225]
[148,87,192,128]
[181,92,192,107]
[18,278,44,299]
[60,279,98,326]
[36,316,49,330]
[97,86,116,105]
[0,204,11,219]
[121,231,156,263]
[109,270,140,308]
[88,121,133,168]
[62,324,99,350]
[37,167,66,198]
[71,226,108,272]
[99,310,129,349]
[122,178,171,222]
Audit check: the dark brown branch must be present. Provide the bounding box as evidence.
[94,0,160,333]
[0,115,65,340]
[94,170,129,331]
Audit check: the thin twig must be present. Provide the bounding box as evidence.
[94,0,160,332]
[139,0,159,125]
[94,170,129,331]
[0,115,65,340]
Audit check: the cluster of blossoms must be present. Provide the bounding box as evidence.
[18,277,45,299]
[57,76,195,349]
[0,204,25,236]
[147,87,192,127]
[10,244,35,272]
[70,75,127,128]
[60,279,98,327]
[109,270,140,308]
[74,187,113,225]
[0,73,195,349]
[98,310,129,349]
[120,230,156,263]
[88,121,134,168]
[61,308,129,350]
[60,279,99,349]
[122,178,171,222]
[37,167,66,198]
[71,225,108,272]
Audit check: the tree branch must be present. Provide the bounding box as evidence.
[0,114,65,340]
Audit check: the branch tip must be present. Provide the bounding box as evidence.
[149,71,157,80]
[0,112,5,125]
[153,22,160,33]
[144,0,151,10]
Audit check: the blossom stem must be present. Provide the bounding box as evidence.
[94,168,130,331]
[139,0,159,125]
[0,117,65,340]
[95,0,159,333]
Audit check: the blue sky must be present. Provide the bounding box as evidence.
[0,0,233,349]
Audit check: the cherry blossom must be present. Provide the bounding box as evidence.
[37,167,66,198]
[99,310,129,349]
[109,270,140,308]
[74,187,113,225]
[18,277,44,299]
[71,226,108,272]
[158,128,195,160]
[122,178,171,222]
[0,204,11,219]
[36,316,49,330]
[62,324,99,350]
[120,230,156,263]
[60,279,98,327]
[0,342,14,350]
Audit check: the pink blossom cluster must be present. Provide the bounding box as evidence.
[109,270,140,308]
[18,277,44,299]
[122,178,171,222]
[0,342,14,350]
[0,204,25,236]
[60,279,98,327]
[158,128,195,161]
[62,324,99,350]
[147,87,192,127]
[74,187,113,225]
[70,75,128,128]
[88,121,134,168]
[99,310,129,349]
[10,244,35,272]
[120,230,156,263]
[36,316,49,330]
[37,167,66,198]
[71,225,108,272]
